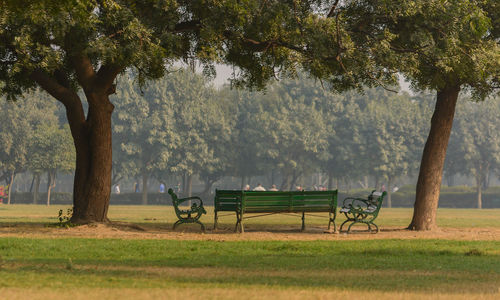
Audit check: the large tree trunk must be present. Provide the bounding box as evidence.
[142,171,149,205]
[31,57,120,224]
[408,85,460,231]
[70,92,114,224]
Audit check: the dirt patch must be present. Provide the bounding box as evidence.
[1,287,498,300]
[0,222,499,241]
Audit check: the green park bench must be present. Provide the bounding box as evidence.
[168,189,207,232]
[339,190,386,233]
[214,190,338,233]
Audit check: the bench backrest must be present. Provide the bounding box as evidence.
[215,190,337,213]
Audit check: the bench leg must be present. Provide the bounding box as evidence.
[301,212,305,231]
[235,211,244,233]
[339,219,351,232]
[173,219,183,231]
[347,221,357,233]
[196,220,206,233]
[327,212,337,233]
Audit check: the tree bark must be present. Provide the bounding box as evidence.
[70,92,114,224]
[240,175,246,190]
[31,58,120,224]
[476,178,482,209]
[29,174,35,193]
[289,170,299,191]
[47,170,56,206]
[142,171,149,205]
[475,164,484,209]
[202,179,214,198]
[7,171,15,205]
[33,173,40,205]
[408,85,460,231]
[182,173,187,197]
[280,173,290,191]
[327,170,333,190]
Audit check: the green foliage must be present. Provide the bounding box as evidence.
[0,91,60,175]
[56,208,75,228]
[339,0,500,98]
[112,68,231,194]
[447,98,500,187]
[30,123,75,174]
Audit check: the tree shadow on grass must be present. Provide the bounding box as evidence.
[1,260,499,294]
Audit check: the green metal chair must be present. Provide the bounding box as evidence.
[168,188,207,232]
[339,190,386,233]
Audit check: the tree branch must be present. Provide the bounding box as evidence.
[327,0,340,18]
[70,53,96,91]
[30,69,87,131]
[30,70,78,106]
[172,20,201,33]
[96,64,123,95]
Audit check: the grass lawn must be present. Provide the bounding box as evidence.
[0,205,499,299]
[1,204,500,228]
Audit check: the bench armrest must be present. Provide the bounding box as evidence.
[175,196,204,206]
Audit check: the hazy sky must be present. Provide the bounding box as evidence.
[187,62,413,94]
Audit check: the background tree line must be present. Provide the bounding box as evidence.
[2,69,498,208]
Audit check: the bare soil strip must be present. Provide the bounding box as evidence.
[0,222,499,241]
[0,287,498,300]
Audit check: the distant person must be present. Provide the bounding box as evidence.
[269,184,278,191]
[159,183,165,193]
[253,183,266,191]
[244,184,251,191]
[381,184,386,192]
[134,182,140,193]
[114,184,120,194]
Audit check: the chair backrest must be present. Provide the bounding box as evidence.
[366,190,386,213]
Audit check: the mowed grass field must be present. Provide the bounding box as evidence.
[0,205,499,299]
